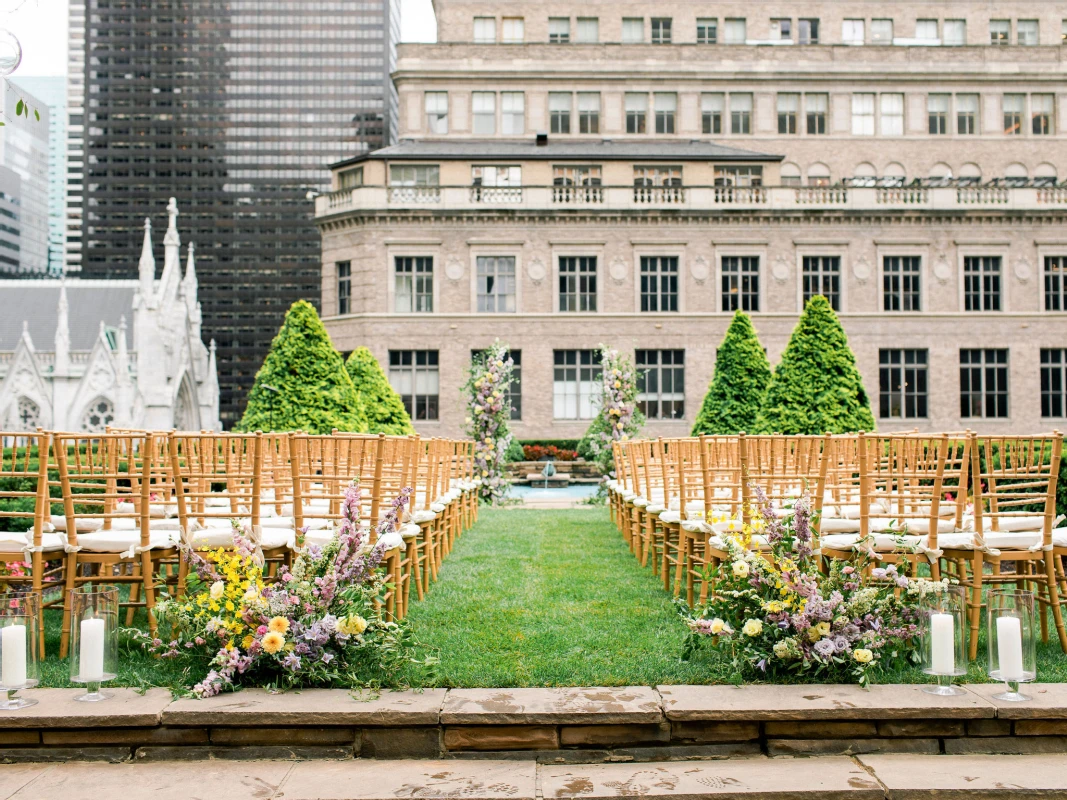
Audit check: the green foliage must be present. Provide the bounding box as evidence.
[692,311,772,435]
[755,296,875,435]
[237,301,368,434]
[504,438,525,463]
[578,414,609,461]
[345,347,414,436]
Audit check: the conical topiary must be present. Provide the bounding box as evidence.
[345,346,415,435]
[691,311,771,435]
[755,295,875,435]
[237,300,368,433]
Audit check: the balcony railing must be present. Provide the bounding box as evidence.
[317,183,1067,217]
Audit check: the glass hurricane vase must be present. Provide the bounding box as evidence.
[0,592,40,710]
[921,585,968,695]
[987,589,1037,702]
[69,586,119,702]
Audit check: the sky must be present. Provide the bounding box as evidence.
[4,0,438,78]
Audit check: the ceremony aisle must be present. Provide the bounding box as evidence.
[403,507,714,687]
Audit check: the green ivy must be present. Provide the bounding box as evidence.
[237,301,368,434]
[345,347,415,436]
[755,296,875,435]
[692,311,771,435]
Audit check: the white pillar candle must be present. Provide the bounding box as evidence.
[930,613,955,675]
[996,615,1025,681]
[1,624,26,688]
[79,617,106,682]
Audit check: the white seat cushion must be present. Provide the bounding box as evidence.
[632,497,650,509]
[819,533,862,550]
[50,515,104,533]
[255,527,296,550]
[646,504,666,515]
[376,531,404,552]
[658,510,681,525]
[0,531,68,553]
[400,522,421,540]
[820,517,861,534]
[302,529,335,549]
[889,517,957,535]
[75,530,178,554]
[430,502,447,514]
[1053,528,1067,548]
[412,509,437,524]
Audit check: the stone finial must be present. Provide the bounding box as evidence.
[138,215,156,302]
[54,280,70,374]
[164,196,180,247]
[116,315,130,383]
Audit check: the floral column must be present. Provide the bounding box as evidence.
[582,346,644,475]
[464,341,515,504]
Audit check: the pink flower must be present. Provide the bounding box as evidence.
[256,625,268,635]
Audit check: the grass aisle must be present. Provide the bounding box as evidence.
[405,507,715,687]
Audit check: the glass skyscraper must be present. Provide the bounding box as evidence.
[70,0,398,425]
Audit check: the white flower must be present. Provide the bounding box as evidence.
[209,581,225,601]
[742,619,763,637]
[732,560,750,579]
[773,641,790,659]
[709,617,727,635]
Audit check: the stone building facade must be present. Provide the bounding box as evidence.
[316,0,1067,439]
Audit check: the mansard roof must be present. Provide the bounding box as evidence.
[331,138,783,169]
[0,280,136,351]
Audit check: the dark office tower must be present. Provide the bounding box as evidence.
[71,0,398,426]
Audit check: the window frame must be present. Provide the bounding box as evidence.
[881,255,922,312]
[697,17,718,44]
[388,350,440,421]
[805,93,828,135]
[424,91,449,135]
[473,16,496,44]
[552,349,602,420]
[577,92,601,133]
[927,94,949,135]
[701,92,724,134]
[393,255,434,314]
[720,254,760,312]
[500,91,525,135]
[654,92,677,134]
[548,17,571,43]
[879,349,929,419]
[472,91,496,135]
[801,254,842,311]
[638,255,680,313]
[1041,349,1067,418]
[557,255,599,313]
[650,17,672,44]
[777,92,799,134]
[959,348,1009,419]
[548,91,572,134]
[730,92,753,135]
[336,261,351,315]
[956,93,978,135]
[636,349,686,420]
[962,255,1004,312]
[621,17,644,43]
[851,93,875,136]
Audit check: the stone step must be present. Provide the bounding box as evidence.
[5,754,1067,799]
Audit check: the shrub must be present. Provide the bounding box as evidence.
[504,438,525,463]
[755,296,875,435]
[692,311,771,435]
[518,439,581,452]
[345,347,414,436]
[237,301,368,434]
[522,444,579,461]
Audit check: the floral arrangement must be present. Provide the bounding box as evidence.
[137,483,426,696]
[523,444,578,462]
[580,346,644,475]
[464,341,515,504]
[681,486,937,687]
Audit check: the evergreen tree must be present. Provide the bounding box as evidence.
[691,311,771,435]
[345,347,415,435]
[755,296,875,435]
[237,301,368,434]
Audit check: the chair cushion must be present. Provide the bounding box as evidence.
[0,531,68,553]
[646,504,666,515]
[820,517,861,534]
[412,509,437,524]
[376,531,404,552]
[819,533,862,550]
[430,502,447,514]
[399,522,421,540]
[76,530,178,554]
[658,510,681,525]
[50,515,104,533]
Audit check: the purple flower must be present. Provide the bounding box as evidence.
[813,638,836,658]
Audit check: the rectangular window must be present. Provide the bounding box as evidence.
[806,93,828,134]
[1041,349,1067,418]
[697,18,718,44]
[1003,94,1024,135]
[654,92,677,134]
[472,91,496,134]
[721,256,760,312]
[771,18,792,42]
[883,256,921,311]
[964,256,1002,311]
[798,18,819,44]
[625,93,647,133]
[389,164,440,186]
[338,167,363,189]
[651,17,672,44]
[549,92,572,134]
[640,256,679,312]
[723,18,746,44]
[548,17,570,43]
[880,93,904,136]
[476,256,517,313]
[1045,256,1067,311]
[425,92,448,134]
[730,93,752,134]
[1032,94,1053,135]
[871,18,893,44]
[915,19,938,41]
[553,350,601,419]
[1018,19,1038,45]
[622,17,644,43]
[576,17,599,43]
[777,93,799,134]
[389,350,439,421]
[842,19,864,44]
[636,350,686,420]
[852,93,875,135]
[471,165,521,187]
[501,92,525,134]
[802,256,841,310]
[559,256,597,312]
[633,165,683,187]
[501,17,524,43]
[553,164,602,198]
[578,93,600,133]
[473,17,496,44]
[714,165,763,187]
[943,19,966,45]
[879,350,928,419]
[394,256,433,314]
[928,94,949,135]
[701,93,724,134]
[960,349,1009,418]
[990,19,1010,45]
[337,261,351,315]
[957,93,978,134]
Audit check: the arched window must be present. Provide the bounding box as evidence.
[81,398,115,432]
[1035,163,1058,187]
[881,162,906,187]
[958,163,982,185]
[15,397,39,431]
[928,162,953,179]
[849,162,877,187]
[807,162,831,187]
[779,162,802,186]
[1004,163,1028,186]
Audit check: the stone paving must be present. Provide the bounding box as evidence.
[5,754,1067,798]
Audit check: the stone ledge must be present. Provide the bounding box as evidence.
[161,688,445,727]
[657,684,997,721]
[858,752,1067,798]
[441,687,663,725]
[964,683,1067,719]
[0,689,172,730]
[279,759,537,799]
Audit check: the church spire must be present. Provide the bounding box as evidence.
[116,315,131,385]
[138,216,156,303]
[182,242,198,302]
[164,196,180,248]
[54,280,70,375]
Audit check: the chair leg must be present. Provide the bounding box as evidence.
[968,551,983,662]
[1044,556,1067,654]
[58,551,78,659]
[141,551,158,639]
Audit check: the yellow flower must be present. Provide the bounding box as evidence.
[708,617,727,635]
[773,641,790,659]
[268,616,290,634]
[209,581,225,601]
[853,648,874,664]
[613,380,621,389]
[731,560,750,579]
[763,600,784,614]
[262,631,285,654]
[815,621,832,638]
[241,634,254,650]
[742,619,763,637]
